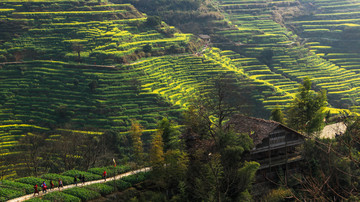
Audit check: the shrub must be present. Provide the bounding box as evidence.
[15,177,45,186]
[1,180,33,194]
[121,172,148,185]
[85,183,113,196]
[143,44,152,53]
[63,187,101,201]
[146,16,161,27]
[43,192,81,202]
[0,187,23,200]
[105,179,131,191]
[41,173,74,186]
[26,198,51,202]
[87,165,131,177]
[264,187,293,202]
[62,170,101,181]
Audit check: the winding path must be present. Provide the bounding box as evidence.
[7,167,151,202]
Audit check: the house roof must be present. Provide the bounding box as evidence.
[225,115,303,145]
[199,34,211,39]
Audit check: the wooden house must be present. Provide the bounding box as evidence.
[226,115,306,185]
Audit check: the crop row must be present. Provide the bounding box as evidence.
[0,165,140,201]
[215,0,360,111]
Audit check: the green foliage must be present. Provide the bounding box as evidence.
[270,106,284,124]
[41,173,73,186]
[183,104,259,201]
[25,198,51,202]
[85,183,113,196]
[150,130,165,169]
[122,172,148,185]
[129,120,145,166]
[264,187,293,202]
[142,44,152,53]
[300,139,356,200]
[43,192,81,202]
[157,117,180,151]
[105,179,131,191]
[146,16,161,27]
[0,187,23,200]
[259,49,274,66]
[61,170,102,181]
[63,187,101,201]
[287,77,327,135]
[0,180,33,194]
[15,177,45,186]
[87,165,131,177]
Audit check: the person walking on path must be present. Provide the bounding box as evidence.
[74,175,78,186]
[50,180,54,190]
[58,179,63,190]
[41,181,47,193]
[81,174,85,185]
[33,184,39,196]
[103,170,107,181]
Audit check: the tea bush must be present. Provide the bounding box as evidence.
[63,187,101,201]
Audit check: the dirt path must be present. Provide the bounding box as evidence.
[7,167,151,202]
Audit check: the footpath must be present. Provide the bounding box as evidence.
[8,167,151,202]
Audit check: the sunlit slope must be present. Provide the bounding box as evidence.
[287,0,360,74]
[0,1,190,64]
[0,0,192,178]
[214,0,360,109]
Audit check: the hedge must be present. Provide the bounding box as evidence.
[15,177,45,186]
[61,170,102,181]
[25,198,51,202]
[0,187,23,200]
[42,192,81,202]
[105,179,131,191]
[121,172,148,185]
[0,180,33,194]
[63,187,101,201]
[41,173,73,186]
[85,183,113,196]
[87,165,131,177]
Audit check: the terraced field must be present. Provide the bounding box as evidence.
[212,0,360,109]
[286,0,360,74]
[2,0,360,179]
[0,0,193,178]
[0,0,190,64]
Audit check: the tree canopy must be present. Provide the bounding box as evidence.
[287,77,327,135]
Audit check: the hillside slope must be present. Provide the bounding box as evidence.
[0,0,263,178]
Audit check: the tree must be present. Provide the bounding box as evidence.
[157,117,180,152]
[287,77,327,135]
[149,130,165,169]
[183,104,259,201]
[258,49,273,66]
[17,132,47,177]
[270,106,284,123]
[88,79,98,92]
[143,44,152,53]
[71,42,84,61]
[146,16,161,27]
[129,120,144,167]
[191,74,249,137]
